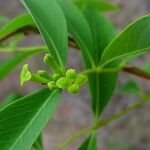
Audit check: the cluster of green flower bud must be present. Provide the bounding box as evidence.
[55,69,87,94]
[20,54,87,94]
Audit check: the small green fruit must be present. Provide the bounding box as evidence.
[56,77,68,89]
[47,81,56,90]
[76,74,87,85]
[44,54,63,75]
[68,84,79,94]
[66,69,76,79]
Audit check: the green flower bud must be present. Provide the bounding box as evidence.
[47,81,56,90]
[20,64,31,86]
[68,84,79,94]
[38,70,53,80]
[44,54,54,66]
[66,69,76,79]
[56,77,68,89]
[52,73,60,81]
[76,74,87,86]
[44,54,63,75]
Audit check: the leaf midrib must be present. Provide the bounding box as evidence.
[10,90,57,150]
[32,14,64,68]
[101,47,150,67]
[100,14,150,67]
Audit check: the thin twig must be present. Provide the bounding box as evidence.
[0,26,78,49]
[56,95,150,150]
[0,46,47,52]
[81,67,121,75]
[0,26,38,42]
[82,66,150,80]
[122,66,150,80]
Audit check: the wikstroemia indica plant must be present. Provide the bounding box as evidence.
[0,0,150,149]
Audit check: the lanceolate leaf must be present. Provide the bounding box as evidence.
[56,0,95,68]
[78,6,117,147]
[0,88,61,150]
[83,5,116,64]
[0,94,43,150]
[56,0,117,117]
[0,50,40,80]
[101,14,150,67]
[83,5,117,116]
[74,0,119,12]
[0,13,35,42]
[22,0,68,68]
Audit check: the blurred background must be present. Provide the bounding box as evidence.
[0,0,150,149]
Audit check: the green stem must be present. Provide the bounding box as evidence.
[93,95,150,129]
[56,125,93,150]
[56,95,150,150]
[81,66,150,80]
[0,46,47,52]
[81,67,121,75]
[31,74,50,84]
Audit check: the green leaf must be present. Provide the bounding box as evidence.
[0,13,35,42]
[56,0,95,68]
[116,80,143,96]
[83,5,117,116]
[0,50,40,80]
[101,14,150,67]
[83,5,116,64]
[0,94,22,110]
[0,88,61,150]
[74,0,119,12]
[56,0,117,116]
[22,0,68,68]
[78,133,97,150]
[0,94,43,150]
